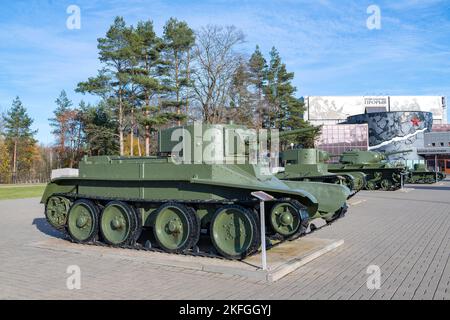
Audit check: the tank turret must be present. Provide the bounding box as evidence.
[158,123,317,164]
[278,149,366,192]
[338,149,413,165]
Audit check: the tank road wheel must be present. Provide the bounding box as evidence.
[352,177,364,191]
[366,180,377,191]
[153,203,200,253]
[100,201,138,246]
[342,175,355,191]
[45,196,71,230]
[380,179,393,191]
[67,200,99,243]
[210,205,260,260]
[269,202,302,238]
[392,173,401,183]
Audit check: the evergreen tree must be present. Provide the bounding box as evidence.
[248,45,268,128]
[131,20,184,156]
[162,18,195,124]
[229,58,253,126]
[77,17,132,156]
[49,90,73,167]
[79,101,119,156]
[2,97,37,183]
[263,47,318,148]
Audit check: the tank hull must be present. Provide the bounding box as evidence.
[41,156,351,260]
[328,164,405,191]
[406,171,446,184]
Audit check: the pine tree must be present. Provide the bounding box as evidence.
[2,97,37,183]
[229,59,253,126]
[49,90,73,167]
[162,18,195,124]
[131,20,185,156]
[78,101,119,156]
[131,20,164,156]
[248,45,268,128]
[76,17,132,156]
[263,47,318,148]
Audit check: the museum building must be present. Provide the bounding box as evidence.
[310,96,449,172]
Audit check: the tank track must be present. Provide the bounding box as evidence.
[50,192,348,261]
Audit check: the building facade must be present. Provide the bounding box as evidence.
[344,111,433,161]
[314,124,369,156]
[305,96,447,126]
[419,130,450,173]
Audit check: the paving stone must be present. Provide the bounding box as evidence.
[0,180,449,299]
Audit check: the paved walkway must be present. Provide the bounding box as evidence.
[0,179,449,300]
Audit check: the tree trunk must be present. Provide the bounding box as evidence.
[185,49,191,120]
[145,126,150,156]
[258,85,263,129]
[137,136,142,157]
[130,108,134,156]
[119,90,124,156]
[12,139,17,184]
[175,51,180,126]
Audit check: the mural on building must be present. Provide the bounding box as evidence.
[306,96,446,125]
[346,111,433,160]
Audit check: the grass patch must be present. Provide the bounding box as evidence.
[0,184,46,200]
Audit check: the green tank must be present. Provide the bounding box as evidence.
[276,148,366,192]
[327,149,412,191]
[407,163,446,184]
[41,124,350,260]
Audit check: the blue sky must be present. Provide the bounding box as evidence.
[1,0,450,144]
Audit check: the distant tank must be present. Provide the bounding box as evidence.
[276,148,366,192]
[41,124,350,260]
[407,163,446,184]
[327,149,412,191]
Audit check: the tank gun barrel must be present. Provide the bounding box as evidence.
[259,126,319,141]
[383,149,413,157]
[276,126,319,138]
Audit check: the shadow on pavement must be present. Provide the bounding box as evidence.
[408,185,450,191]
[32,218,65,239]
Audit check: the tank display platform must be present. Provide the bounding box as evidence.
[30,236,344,282]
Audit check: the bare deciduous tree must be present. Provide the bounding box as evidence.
[192,25,245,123]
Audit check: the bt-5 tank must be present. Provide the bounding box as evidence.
[327,149,412,191]
[276,148,366,192]
[42,124,351,260]
[407,163,446,184]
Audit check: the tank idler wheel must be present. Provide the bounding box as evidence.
[366,181,377,191]
[353,177,364,191]
[45,196,71,230]
[67,199,99,243]
[380,179,393,191]
[269,202,302,238]
[210,205,260,260]
[153,203,200,253]
[100,201,138,246]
